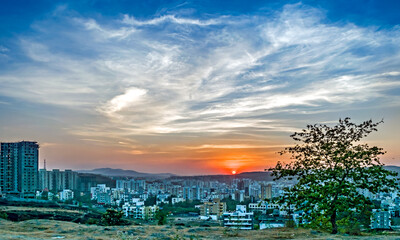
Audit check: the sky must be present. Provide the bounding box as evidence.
[0,0,399,175]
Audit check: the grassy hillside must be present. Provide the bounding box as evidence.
[1,218,400,240]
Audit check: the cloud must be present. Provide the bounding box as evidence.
[184,144,291,149]
[100,87,148,116]
[121,14,222,26]
[81,18,136,39]
[0,3,400,166]
[0,46,9,52]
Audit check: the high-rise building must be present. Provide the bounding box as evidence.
[0,141,39,196]
[38,168,79,192]
[65,169,78,190]
[51,169,65,191]
[183,186,191,200]
[38,168,49,190]
[261,184,272,200]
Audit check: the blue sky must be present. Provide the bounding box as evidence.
[0,0,399,174]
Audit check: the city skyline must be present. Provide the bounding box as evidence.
[1,0,400,175]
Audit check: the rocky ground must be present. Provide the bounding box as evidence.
[2,218,400,240]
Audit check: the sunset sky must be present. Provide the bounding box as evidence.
[0,0,399,175]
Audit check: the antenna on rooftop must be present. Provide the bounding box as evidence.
[44,159,46,170]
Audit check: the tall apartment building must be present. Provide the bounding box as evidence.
[38,169,78,192]
[38,168,49,190]
[116,179,146,193]
[261,184,272,200]
[0,141,39,196]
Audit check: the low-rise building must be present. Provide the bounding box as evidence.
[258,214,286,229]
[223,205,254,230]
[371,209,391,230]
[249,201,267,214]
[123,203,159,220]
[172,197,185,205]
[199,198,226,218]
[90,184,110,200]
[97,192,112,205]
[59,189,74,202]
[267,203,295,216]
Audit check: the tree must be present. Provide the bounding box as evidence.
[270,118,398,234]
[144,195,157,206]
[155,210,168,225]
[101,208,125,226]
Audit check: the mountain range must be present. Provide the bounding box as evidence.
[77,165,400,181]
[77,168,176,179]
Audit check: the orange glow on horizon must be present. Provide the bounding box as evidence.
[209,150,264,175]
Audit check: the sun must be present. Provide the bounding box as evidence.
[232,170,236,175]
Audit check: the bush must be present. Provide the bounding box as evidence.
[155,211,168,225]
[223,228,239,237]
[285,219,296,228]
[0,211,8,220]
[337,216,362,235]
[86,218,99,225]
[101,209,125,226]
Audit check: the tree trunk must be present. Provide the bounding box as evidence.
[330,209,338,234]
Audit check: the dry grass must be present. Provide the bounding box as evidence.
[1,219,400,239]
[2,206,82,213]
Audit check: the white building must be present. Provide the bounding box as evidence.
[172,197,185,205]
[267,203,295,216]
[59,189,74,201]
[223,205,254,230]
[90,184,110,200]
[249,201,267,214]
[123,203,159,219]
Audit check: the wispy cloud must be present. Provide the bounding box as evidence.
[0,46,9,53]
[183,144,291,149]
[121,14,223,26]
[81,18,136,39]
[100,87,148,117]
[0,3,399,172]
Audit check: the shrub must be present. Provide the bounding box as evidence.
[285,219,296,228]
[101,209,125,226]
[86,218,99,225]
[0,211,8,220]
[155,211,168,225]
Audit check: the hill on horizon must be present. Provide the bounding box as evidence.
[76,165,400,181]
[77,168,176,179]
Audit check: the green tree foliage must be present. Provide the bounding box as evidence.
[222,198,238,211]
[155,210,168,225]
[75,191,92,203]
[40,191,49,200]
[222,197,252,211]
[101,208,125,226]
[271,118,399,234]
[144,195,157,206]
[160,200,201,215]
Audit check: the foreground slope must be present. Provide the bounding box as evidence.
[1,219,400,240]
